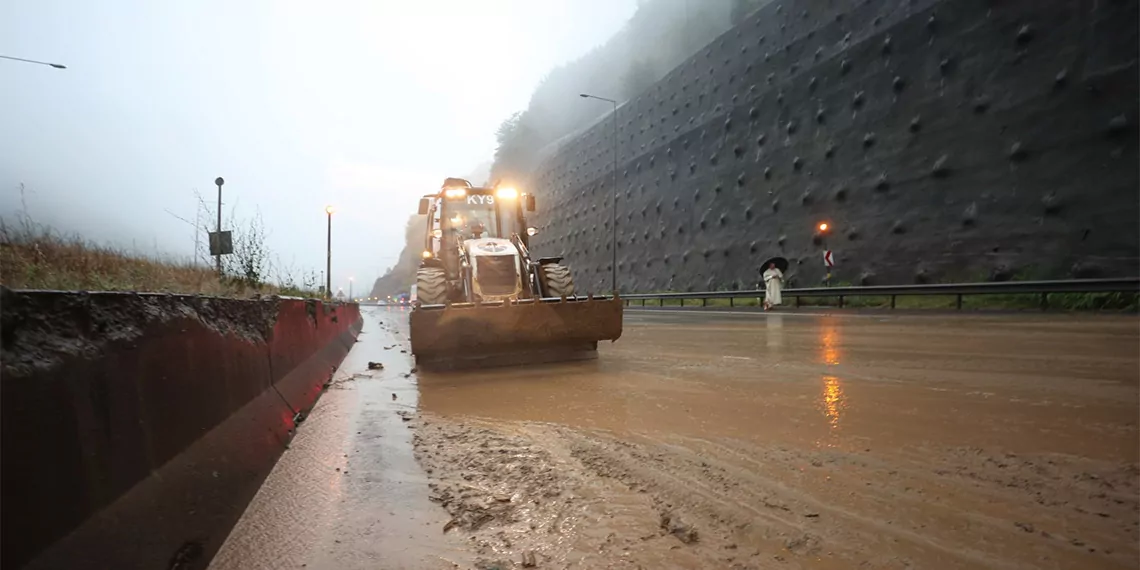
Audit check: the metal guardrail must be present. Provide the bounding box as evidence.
[619,278,1140,310]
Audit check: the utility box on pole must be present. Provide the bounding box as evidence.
[208,231,233,256]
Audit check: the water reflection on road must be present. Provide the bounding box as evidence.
[766,313,784,350]
[412,310,1139,461]
[823,376,843,427]
[817,319,845,445]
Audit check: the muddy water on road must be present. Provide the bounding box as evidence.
[406,311,1139,569]
[417,312,1138,460]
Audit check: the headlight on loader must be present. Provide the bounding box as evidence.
[444,187,467,199]
[495,187,519,200]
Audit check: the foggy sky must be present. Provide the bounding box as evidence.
[0,0,636,295]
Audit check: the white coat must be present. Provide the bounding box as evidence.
[763,267,784,306]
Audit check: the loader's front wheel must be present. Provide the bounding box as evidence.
[540,263,576,298]
[415,266,449,305]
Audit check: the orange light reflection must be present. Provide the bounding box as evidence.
[818,321,845,443]
[819,321,841,366]
[822,375,844,431]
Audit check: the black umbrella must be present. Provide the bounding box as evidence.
[760,256,789,272]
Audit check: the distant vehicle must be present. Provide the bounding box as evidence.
[408,177,622,370]
[395,293,411,306]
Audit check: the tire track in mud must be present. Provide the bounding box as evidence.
[410,413,1138,570]
[560,429,960,570]
[411,416,736,569]
[571,431,1140,569]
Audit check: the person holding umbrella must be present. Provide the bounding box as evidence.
[760,257,788,310]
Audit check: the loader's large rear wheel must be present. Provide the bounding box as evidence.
[415,266,448,305]
[540,263,576,298]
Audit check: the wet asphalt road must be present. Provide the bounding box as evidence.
[211,306,1139,569]
[210,306,469,570]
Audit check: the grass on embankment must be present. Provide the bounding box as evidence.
[0,220,316,298]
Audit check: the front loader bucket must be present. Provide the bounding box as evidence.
[409,296,623,371]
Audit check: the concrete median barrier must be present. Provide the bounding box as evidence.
[0,288,362,570]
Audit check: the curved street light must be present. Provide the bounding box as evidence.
[579,93,619,295]
[0,55,67,69]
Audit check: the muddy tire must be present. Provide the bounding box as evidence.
[540,263,576,298]
[415,266,448,305]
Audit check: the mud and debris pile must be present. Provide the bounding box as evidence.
[413,418,577,568]
[408,416,813,569]
[408,413,1140,569]
[0,287,280,376]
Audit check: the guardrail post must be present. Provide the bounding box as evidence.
[795,296,801,308]
[659,298,663,307]
[680,298,684,307]
[1040,292,1049,311]
[702,298,707,307]
[641,299,646,307]
[729,297,734,307]
[956,294,963,310]
[838,295,844,308]
[890,295,896,309]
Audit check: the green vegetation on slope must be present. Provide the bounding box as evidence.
[1,198,321,298]
[368,214,427,299]
[492,0,769,183]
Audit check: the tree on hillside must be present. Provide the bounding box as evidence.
[732,0,768,24]
[490,0,739,184]
[622,58,660,100]
[731,0,750,24]
[491,111,544,184]
[368,214,427,298]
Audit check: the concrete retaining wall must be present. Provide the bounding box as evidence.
[528,0,1139,291]
[0,289,362,570]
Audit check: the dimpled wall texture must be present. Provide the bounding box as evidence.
[526,0,1139,293]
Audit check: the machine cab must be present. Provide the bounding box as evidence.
[419,180,535,258]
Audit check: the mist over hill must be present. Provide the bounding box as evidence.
[368,0,762,297]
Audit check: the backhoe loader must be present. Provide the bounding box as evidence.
[408,178,622,370]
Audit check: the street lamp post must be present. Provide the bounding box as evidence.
[0,55,67,69]
[325,206,335,299]
[215,177,225,274]
[348,277,354,302]
[579,93,619,295]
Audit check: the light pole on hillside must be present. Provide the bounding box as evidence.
[325,205,335,299]
[578,93,619,295]
[0,55,67,69]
